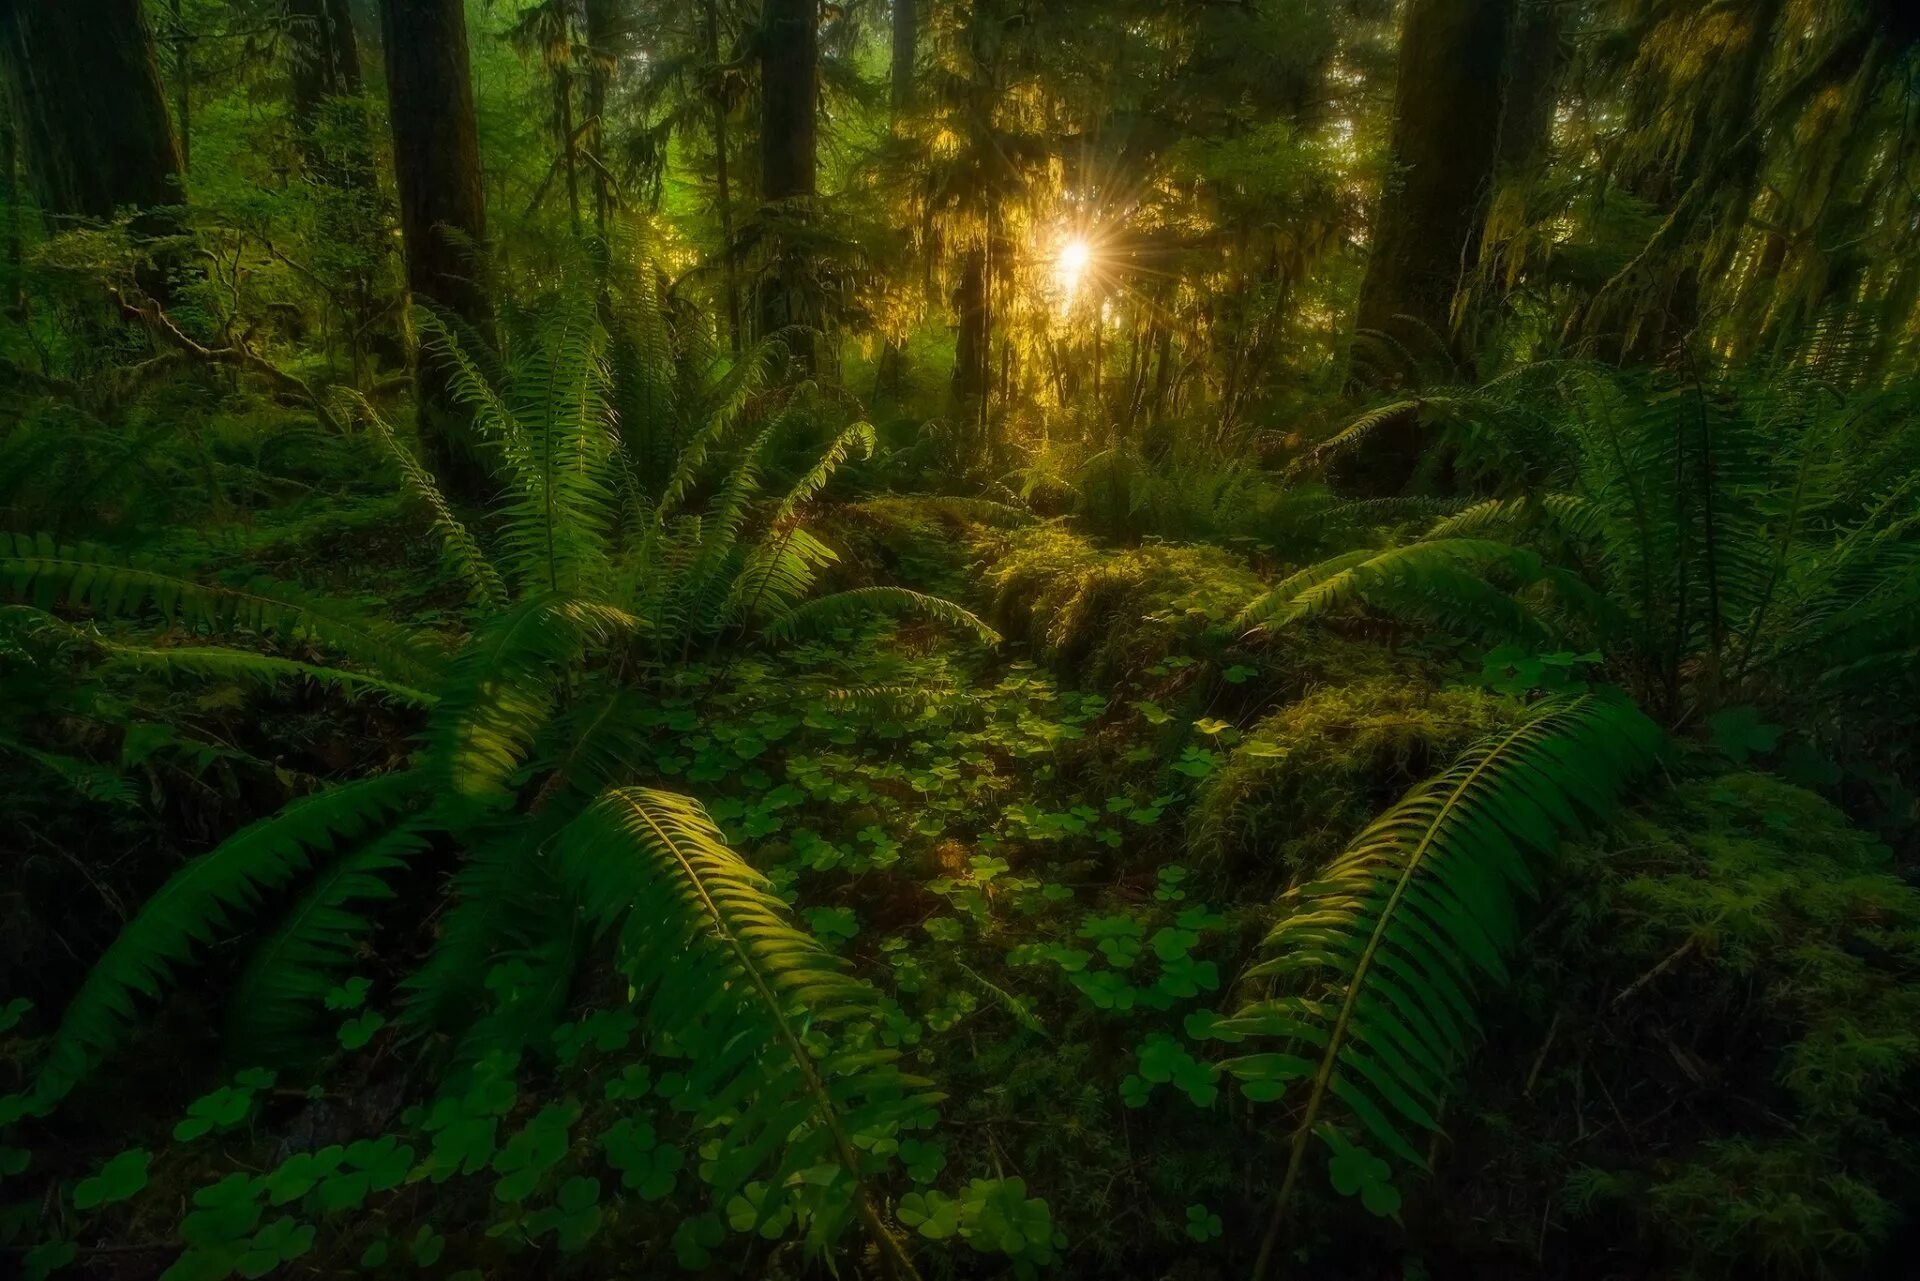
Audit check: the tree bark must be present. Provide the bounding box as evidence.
[951,243,987,420]
[756,0,817,349]
[287,0,363,139]
[1495,0,1562,177]
[378,0,487,327]
[1352,0,1517,377]
[168,0,190,172]
[0,0,184,223]
[890,0,916,117]
[583,0,621,235]
[378,0,489,488]
[704,0,741,350]
[759,0,817,205]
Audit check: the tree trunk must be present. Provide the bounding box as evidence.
[583,0,620,235]
[168,0,190,172]
[704,0,740,350]
[0,0,184,223]
[1,93,17,311]
[951,243,987,423]
[287,0,362,140]
[890,0,915,117]
[1495,0,1562,177]
[1352,0,1517,378]
[759,0,816,205]
[756,0,816,349]
[379,0,489,488]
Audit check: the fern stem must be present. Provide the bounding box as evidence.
[607,793,922,1281]
[1249,708,1575,1281]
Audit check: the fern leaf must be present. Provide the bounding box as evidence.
[351,395,506,612]
[548,789,936,1271]
[763,586,1000,645]
[31,774,417,1105]
[99,643,438,707]
[0,534,446,688]
[226,826,429,1064]
[421,594,639,807]
[1212,693,1661,1270]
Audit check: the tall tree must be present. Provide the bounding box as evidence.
[0,0,184,225]
[583,0,623,234]
[287,0,363,142]
[756,0,817,344]
[379,0,489,483]
[890,0,915,116]
[704,0,741,349]
[1351,0,1517,378]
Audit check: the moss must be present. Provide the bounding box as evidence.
[822,496,1025,596]
[980,524,1264,686]
[1187,679,1523,883]
[1452,774,1920,1278]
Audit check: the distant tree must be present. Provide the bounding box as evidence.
[378,0,489,485]
[756,0,817,346]
[1351,0,1517,383]
[287,0,363,144]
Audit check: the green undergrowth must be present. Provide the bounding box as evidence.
[1188,678,1527,886]
[1449,773,1920,1278]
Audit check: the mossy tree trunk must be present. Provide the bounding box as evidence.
[1351,0,1516,377]
[756,0,816,357]
[378,0,490,492]
[0,0,184,226]
[287,0,363,146]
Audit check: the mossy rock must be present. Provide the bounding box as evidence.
[1187,679,1525,883]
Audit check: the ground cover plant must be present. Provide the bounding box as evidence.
[2,1,1919,1279]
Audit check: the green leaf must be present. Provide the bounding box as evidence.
[73,1147,150,1209]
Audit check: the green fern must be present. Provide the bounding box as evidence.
[29,774,418,1106]
[1206,693,1662,1277]
[226,826,429,1063]
[764,586,1001,645]
[549,788,938,1274]
[0,533,447,688]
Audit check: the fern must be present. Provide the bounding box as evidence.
[1208,693,1662,1278]
[0,534,447,688]
[420,594,638,807]
[226,826,429,1063]
[548,788,937,1274]
[351,395,507,613]
[98,643,439,708]
[30,774,417,1106]
[764,586,1002,645]
[1236,540,1550,643]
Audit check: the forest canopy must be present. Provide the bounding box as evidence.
[1,1,1919,1279]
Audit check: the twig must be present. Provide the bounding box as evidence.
[109,287,347,435]
[1611,931,1702,1008]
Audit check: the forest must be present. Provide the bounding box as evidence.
[1,0,1918,1277]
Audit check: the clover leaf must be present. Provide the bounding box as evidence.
[74,1147,150,1209]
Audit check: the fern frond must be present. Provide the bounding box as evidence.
[1212,694,1661,1269]
[1237,540,1548,643]
[763,586,1001,646]
[0,735,138,807]
[770,421,876,526]
[548,788,935,1270]
[226,826,429,1064]
[1,534,446,688]
[31,774,417,1105]
[99,643,438,708]
[350,396,506,612]
[421,594,639,807]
